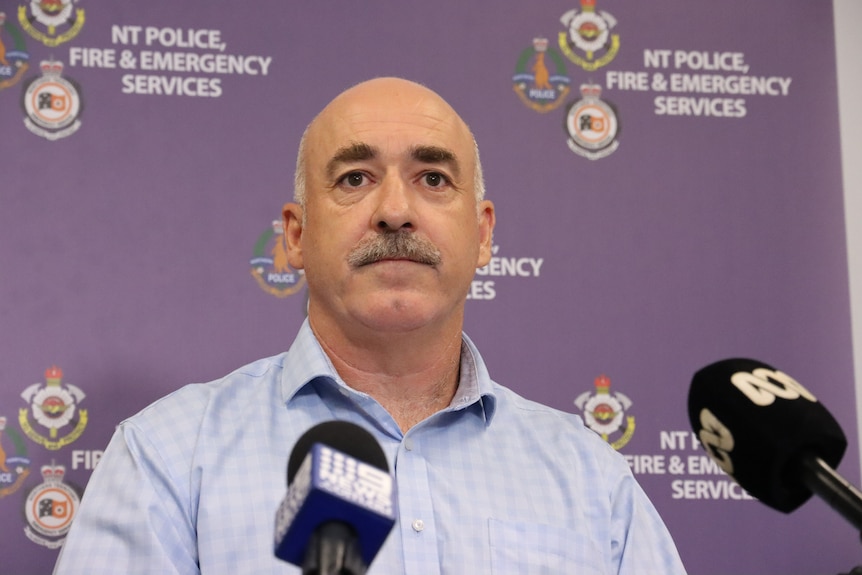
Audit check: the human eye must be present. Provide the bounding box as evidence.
[420,171,450,189]
[337,171,371,188]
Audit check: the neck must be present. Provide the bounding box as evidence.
[310,317,464,432]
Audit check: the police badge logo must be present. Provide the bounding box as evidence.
[0,12,31,92]
[574,374,636,450]
[558,0,620,72]
[0,416,32,499]
[512,37,571,113]
[564,83,620,160]
[250,218,306,298]
[21,59,83,140]
[17,0,85,47]
[19,366,88,451]
[23,464,80,549]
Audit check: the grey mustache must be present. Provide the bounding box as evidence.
[347,232,442,267]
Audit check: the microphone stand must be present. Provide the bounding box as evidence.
[798,454,862,536]
[797,454,862,574]
[302,522,367,575]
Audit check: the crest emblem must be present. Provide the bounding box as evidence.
[512,37,571,113]
[17,0,85,47]
[23,464,80,548]
[19,366,88,450]
[250,218,306,298]
[0,416,32,499]
[0,12,31,91]
[21,59,83,140]
[564,83,620,160]
[574,374,636,450]
[559,0,620,71]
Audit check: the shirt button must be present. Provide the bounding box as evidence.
[404,438,414,451]
[411,519,425,532]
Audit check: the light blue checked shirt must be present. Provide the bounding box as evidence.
[54,320,686,574]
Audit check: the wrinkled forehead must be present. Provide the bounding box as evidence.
[305,80,475,175]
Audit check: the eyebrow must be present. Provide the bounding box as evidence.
[409,145,461,179]
[326,142,377,179]
[325,142,462,180]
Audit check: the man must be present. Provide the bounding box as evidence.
[54,77,687,574]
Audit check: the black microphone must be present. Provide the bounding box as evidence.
[274,421,397,575]
[688,358,862,531]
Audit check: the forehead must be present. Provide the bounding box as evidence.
[306,80,474,171]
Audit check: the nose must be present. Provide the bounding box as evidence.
[372,171,414,232]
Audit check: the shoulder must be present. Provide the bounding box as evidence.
[138,354,284,413]
[490,380,585,430]
[489,381,629,471]
[119,354,288,453]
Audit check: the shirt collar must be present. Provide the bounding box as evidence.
[281,319,497,424]
[451,332,497,424]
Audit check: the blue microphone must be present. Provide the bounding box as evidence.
[274,421,397,575]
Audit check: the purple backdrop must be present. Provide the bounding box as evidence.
[1,1,857,573]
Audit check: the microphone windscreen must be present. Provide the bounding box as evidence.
[287,420,388,484]
[275,421,396,568]
[688,358,846,512]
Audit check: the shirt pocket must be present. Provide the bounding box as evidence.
[488,518,606,575]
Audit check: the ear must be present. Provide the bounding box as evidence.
[282,202,305,269]
[476,200,496,268]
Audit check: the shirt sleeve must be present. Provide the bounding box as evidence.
[611,471,688,574]
[53,422,200,575]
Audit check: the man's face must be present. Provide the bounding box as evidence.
[283,78,495,337]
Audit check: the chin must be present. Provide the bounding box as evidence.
[354,297,448,333]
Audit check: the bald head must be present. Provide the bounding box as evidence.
[293,78,485,207]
